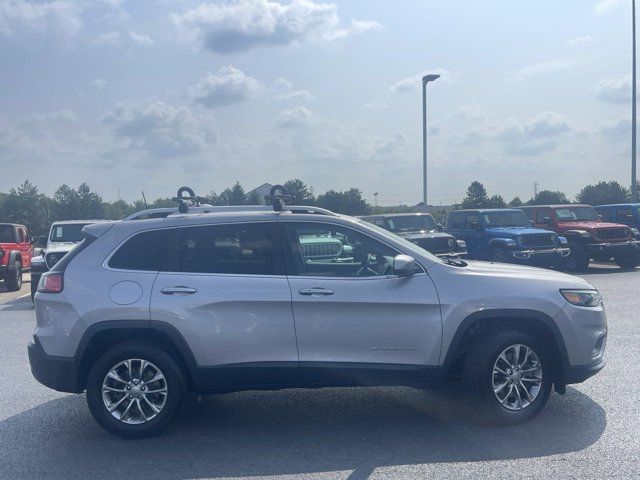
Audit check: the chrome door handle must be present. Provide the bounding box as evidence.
[161,286,197,295]
[298,288,334,296]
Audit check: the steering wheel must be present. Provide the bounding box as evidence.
[356,253,377,277]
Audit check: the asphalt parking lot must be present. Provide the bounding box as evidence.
[0,265,638,480]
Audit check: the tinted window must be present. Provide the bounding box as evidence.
[50,223,91,242]
[385,215,436,232]
[555,207,599,221]
[536,209,552,223]
[482,211,529,227]
[0,225,14,243]
[109,229,173,271]
[448,213,463,229]
[178,223,277,275]
[464,214,481,229]
[285,223,398,277]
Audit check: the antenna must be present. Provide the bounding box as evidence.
[264,185,293,212]
[141,190,148,209]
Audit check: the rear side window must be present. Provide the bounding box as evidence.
[176,223,280,275]
[109,229,173,271]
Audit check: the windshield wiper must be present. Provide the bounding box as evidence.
[442,256,467,267]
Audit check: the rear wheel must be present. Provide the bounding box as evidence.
[462,329,552,425]
[564,244,590,272]
[4,262,22,291]
[86,342,186,438]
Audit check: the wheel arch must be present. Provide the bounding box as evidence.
[442,309,570,383]
[7,250,21,266]
[75,320,198,392]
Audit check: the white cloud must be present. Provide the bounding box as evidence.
[508,59,580,82]
[171,0,382,54]
[566,35,593,46]
[595,0,623,14]
[129,30,154,46]
[389,68,456,94]
[597,75,633,104]
[274,106,313,128]
[101,100,218,158]
[0,0,82,37]
[91,30,120,47]
[601,118,630,141]
[23,109,78,124]
[272,77,314,102]
[190,66,261,108]
[91,79,107,89]
[496,111,571,155]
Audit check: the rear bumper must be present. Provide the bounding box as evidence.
[563,357,606,384]
[28,337,82,393]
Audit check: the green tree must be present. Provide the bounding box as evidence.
[283,178,314,205]
[0,180,51,235]
[527,190,569,205]
[486,194,507,208]
[509,196,523,207]
[77,183,104,218]
[103,199,135,220]
[460,181,489,209]
[576,181,630,205]
[316,188,368,215]
[246,191,261,205]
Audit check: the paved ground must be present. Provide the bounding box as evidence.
[0,272,31,303]
[0,265,638,479]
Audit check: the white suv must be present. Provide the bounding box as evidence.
[28,202,606,438]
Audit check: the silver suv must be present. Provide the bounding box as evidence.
[28,203,606,438]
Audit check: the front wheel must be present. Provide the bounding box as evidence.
[86,342,186,438]
[4,262,22,291]
[489,247,509,263]
[462,330,552,425]
[564,244,590,272]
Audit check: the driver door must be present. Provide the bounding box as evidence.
[281,221,442,383]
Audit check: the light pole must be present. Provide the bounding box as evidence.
[422,74,439,209]
[633,0,638,202]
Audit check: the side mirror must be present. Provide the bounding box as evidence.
[598,214,603,220]
[393,254,418,277]
[528,220,534,227]
[436,223,443,232]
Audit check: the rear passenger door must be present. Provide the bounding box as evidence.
[150,222,299,384]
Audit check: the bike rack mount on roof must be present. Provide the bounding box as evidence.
[264,185,293,212]
[172,186,207,214]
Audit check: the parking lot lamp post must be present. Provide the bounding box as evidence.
[633,0,638,202]
[422,74,440,210]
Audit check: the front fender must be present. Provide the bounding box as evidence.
[486,237,516,255]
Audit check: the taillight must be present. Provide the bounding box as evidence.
[37,272,64,293]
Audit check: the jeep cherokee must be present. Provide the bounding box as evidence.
[521,205,640,271]
[360,213,466,257]
[445,209,570,268]
[29,201,606,438]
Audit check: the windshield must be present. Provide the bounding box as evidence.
[359,220,440,263]
[482,211,530,227]
[385,215,436,232]
[49,223,91,243]
[555,207,599,222]
[0,225,14,243]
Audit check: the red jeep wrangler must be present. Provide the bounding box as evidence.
[521,205,640,271]
[0,223,32,291]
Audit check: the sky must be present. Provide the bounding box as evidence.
[0,0,637,206]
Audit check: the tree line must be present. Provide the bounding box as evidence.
[0,179,369,235]
[1,178,638,236]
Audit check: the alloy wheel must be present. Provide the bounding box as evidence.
[491,344,543,411]
[102,358,168,424]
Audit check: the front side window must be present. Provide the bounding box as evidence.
[50,223,91,243]
[109,229,173,271]
[177,223,278,275]
[448,213,463,229]
[285,223,398,277]
[464,214,481,230]
[0,225,14,243]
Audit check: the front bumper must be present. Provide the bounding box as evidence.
[28,337,82,393]
[564,357,606,384]
[586,240,640,255]
[509,246,571,261]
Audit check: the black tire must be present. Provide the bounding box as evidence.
[462,329,553,426]
[614,254,640,270]
[564,244,590,272]
[86,341,186,439]
[5,262,22,291]
[489,247,509,263]
[30,274,40,301]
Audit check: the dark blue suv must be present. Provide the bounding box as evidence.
[595,204,640,229]
[446,209,570,267]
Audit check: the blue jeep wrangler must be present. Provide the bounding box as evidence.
[445,208,570,267]
[595,203,640,229]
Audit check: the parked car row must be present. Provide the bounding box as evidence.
[362,203,640,272]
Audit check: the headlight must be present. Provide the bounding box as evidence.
[447,238,455,248]
[558,236,568,245]
[505,239,517,247]
[631,228,640,237]
[576,230,591,238]
[456,239,466,248]
[560,289,602,307]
